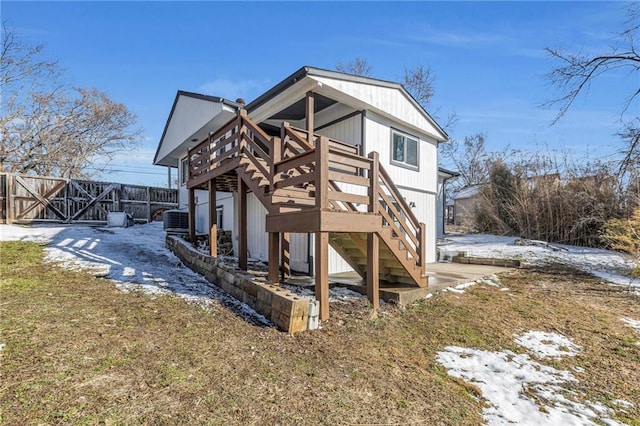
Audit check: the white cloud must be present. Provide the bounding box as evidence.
[197,78,269,101]
[407,25,504,48]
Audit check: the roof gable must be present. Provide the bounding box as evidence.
[246,66,448,142]
[154,91,238,167]
[309,72,447,142]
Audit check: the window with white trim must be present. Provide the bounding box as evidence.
[180,157,189,186]
[391,130,419,170]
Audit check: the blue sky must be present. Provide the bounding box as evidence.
[3,1,635,187]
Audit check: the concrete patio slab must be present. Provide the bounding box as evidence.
[286,262,514,306]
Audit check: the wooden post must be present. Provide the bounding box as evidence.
[270,136,280,194]
[238,175,248,270]
[420,223,427,274]
[268,232,280,283]
[5,174,13,224]
[306,91,314,145]
[188,187,196,244]
[315,136,329,209]
[368,152,379,214]
[238,108,247,154]
[281,232,290,280]
[146,186,151,223]
[367,152,381,309]
[315,231,329,321]
[209,178,217,257]
[367,232,380,310]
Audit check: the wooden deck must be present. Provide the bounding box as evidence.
[186,95,429,322]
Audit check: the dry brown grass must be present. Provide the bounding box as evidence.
[1,241,639,425]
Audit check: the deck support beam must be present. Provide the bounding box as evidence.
[208,178,217,257]
[367,233,380,310]
[306,91,314,145]
[238,176,248,270]
[188,186,196,244]
[315,231,329,321]
[268,232,280,283]
[281,232,290,280]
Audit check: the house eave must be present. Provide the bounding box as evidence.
[245,66,448,143]
[153,91,240,166]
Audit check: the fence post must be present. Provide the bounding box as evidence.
[146,186,152,223]
[6,174,14,224]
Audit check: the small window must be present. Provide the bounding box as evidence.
[180,157,189,186]
[391,130,419,170]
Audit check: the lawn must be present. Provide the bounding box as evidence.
[1,241,639,425]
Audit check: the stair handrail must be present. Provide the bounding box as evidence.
[368,151,426,269]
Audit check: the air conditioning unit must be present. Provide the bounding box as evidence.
[163,209,189,232]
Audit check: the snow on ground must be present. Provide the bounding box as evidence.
[0,223,271,326]
[437,332,623,426]
[514,331,582,359]
[440,234,639,294]
[621,317,640,330]
[442,274,502,294]
[283,284,364,304]
[621,317,640,345]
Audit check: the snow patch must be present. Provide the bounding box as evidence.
[621,317,640,330]
[440,234,639,293]
[283,284,364,303]
[621,317,640,345]
[437,331,622,425]
[514,331,582,359]
[0,223,271,326]
[442,274,503,294]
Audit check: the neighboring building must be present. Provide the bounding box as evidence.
[453,184,484,226]
[154,66,449,320]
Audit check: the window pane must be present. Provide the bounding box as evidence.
[181,158,188,185]
[393,134,404,162]
[406,137,418,166]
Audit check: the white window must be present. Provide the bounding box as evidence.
[391,130,419,170]
[180,157,189,186]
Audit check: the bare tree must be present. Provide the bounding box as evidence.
[335,57,373,76]
[402,64,436,107]
[0,23,141,178]
[544,3,639,177]
[440,133,492,188]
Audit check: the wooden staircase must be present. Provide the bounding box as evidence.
[188,110,428,288]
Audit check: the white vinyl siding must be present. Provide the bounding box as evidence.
[155,96,225,165]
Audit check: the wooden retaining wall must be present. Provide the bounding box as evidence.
[0,173,177,224]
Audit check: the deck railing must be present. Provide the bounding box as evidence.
[188,110,426,269]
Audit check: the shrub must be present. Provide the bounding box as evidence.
[601,208,640,277]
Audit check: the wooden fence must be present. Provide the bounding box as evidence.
[0,173,178,224]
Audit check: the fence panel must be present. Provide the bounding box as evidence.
[0,173,178,224]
